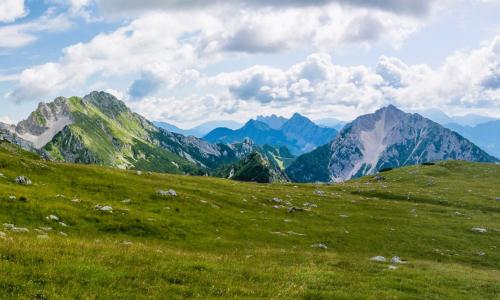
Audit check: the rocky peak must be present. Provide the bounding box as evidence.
[83,91,129,119]
[12,97,73,149]
[256,114,288,129]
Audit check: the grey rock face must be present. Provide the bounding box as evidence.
[12,97,73,149]
[288,105,498,182]
[328,105,497,181]
[15,176,32,185]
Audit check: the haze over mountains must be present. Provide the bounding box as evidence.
[1,91,498,184]
[204,113,337,155]
[154,120,242,138]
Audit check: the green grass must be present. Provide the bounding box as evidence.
[0,142,499,299]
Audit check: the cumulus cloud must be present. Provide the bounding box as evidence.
[7,3,426,102]
[0,0,27,23]
[200,35,500,119]
[96,0,436,17]
[0,10,72,48]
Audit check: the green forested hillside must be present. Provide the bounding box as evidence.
[0,141,499,299]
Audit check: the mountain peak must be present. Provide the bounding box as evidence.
[290,112,308,120]
[243,119,272,131]
[83,91,129,118]
[288,106,497,182]
[256,114,288,129]
[377,104,404,115]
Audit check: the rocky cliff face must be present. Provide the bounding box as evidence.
[12,91,276,174]
[10,97,73,148]
[287,105,498,182]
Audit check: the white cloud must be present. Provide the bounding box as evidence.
[0,0,27,23]
[96,0,437,17]
[0,116,13,124]
[0,10,72,49]
[7,3,428,102]
[196,35,500,120]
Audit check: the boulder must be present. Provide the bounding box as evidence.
[158,189,177,196]
[46,215,60,221]
[471,227,487,233]
[311,243,328,249]
[391,256,405,264]
[95,205,113,212]
[15,176,32,185]
[288,207,304,213]
[11,227,29,233]
[370,256,386,262]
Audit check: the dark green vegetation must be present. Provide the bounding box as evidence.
[214,152,289,183]
[286,144,332,182]
[0,141,499,299]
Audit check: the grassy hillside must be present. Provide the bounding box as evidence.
[0,141,499,299]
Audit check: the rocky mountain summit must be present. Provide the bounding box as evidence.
[2,92,292,179]
[287,105,498,182]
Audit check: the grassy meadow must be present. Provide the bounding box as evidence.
[0,142,499,299]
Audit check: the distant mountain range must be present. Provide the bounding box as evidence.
[314,117,347,131]
[154,120,242,138]
[256,114,288,130]
[418,108,498,127]
[445,121,500,159]
[1,92,497,184]
[287,105,498,182]
[204,113,337,155]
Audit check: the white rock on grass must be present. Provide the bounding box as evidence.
[311,243,328,249]
[15,176,32,185]
[8,195,16,200]
[270,197,282,203]
[391,256,406,264]
[11,227,29,233]
[58,231,68,237]
[0,231,6,237]
[46,214,60,221]
[58,222,68,227]
[121,199,131,203]
[314,190,326,196]
[158,189,177,196]
[471,227,487,233]
[95,205,113,212]
[388,265,398,270]
[370,256,386,262]
[3,223,14,229]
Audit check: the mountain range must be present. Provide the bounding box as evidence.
[0,92,281,176]
[154,120,242,138]
[418,108,498,127]
[287,105,497,182]
[444,121,500,159]
[1,91,497,184]
[204,113,337,155]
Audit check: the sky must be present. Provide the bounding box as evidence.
[0,0,500,127]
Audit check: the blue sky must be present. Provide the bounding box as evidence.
[1,0,500,127]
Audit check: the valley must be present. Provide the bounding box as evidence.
[0,141,499,298]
